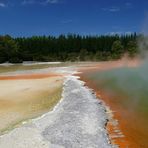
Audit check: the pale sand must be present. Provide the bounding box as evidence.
[0,76,63,134]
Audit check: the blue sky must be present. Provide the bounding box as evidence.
[0,0,147,37]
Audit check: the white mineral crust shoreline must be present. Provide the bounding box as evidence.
[0,75,113,148]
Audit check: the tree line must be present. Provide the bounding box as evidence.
[0,33,139,63]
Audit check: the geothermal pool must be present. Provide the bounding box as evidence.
[80,62,148,147]
[0,63,113,148]
[1,61,147,147]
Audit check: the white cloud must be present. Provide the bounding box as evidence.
[102,7,120,12]
[106,31,133,36]
[102,3,133,13]
[22,0,34,5]
[46,0,59,4]
[22,0,60,5]
[107,31,123,35]
[125,2,133,8]
[125,2,132,6]
[0,2,6,7]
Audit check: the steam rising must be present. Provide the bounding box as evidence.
[85,47,148,114]
[138,35,148,58]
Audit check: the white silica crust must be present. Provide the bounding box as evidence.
[0,76,113,148]
[0,67,76,76]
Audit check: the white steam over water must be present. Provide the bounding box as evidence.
[0,75,113,148]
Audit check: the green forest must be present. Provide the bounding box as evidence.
[0,33,139,63]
